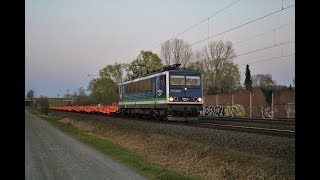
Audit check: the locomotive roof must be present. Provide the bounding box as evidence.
[168,69,201,75]
[121,69,201,85]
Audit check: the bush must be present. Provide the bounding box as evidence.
[38,98,49,115]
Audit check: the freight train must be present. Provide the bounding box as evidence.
[50,64,204,122]
[118,64,203,121]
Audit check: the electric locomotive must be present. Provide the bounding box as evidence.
[118,64,203,121]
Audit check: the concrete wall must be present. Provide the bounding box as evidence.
[203,89,295,118]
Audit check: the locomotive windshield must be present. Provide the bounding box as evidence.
[170,75,200,86]
[170,76,185,85]
[186,76,201,86]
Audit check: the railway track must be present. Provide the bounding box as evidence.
[199,116,295,126]
[134,118,295,138]
[50,110,295,138]
[188,122,295,138]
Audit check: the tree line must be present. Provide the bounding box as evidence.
[86,38,294,105]
[89,38,243,104]
[26,38,295,106]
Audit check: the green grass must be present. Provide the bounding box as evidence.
[26,107,196,180]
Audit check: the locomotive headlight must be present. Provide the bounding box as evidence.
[169,97,174,102]
[197,97,203,102]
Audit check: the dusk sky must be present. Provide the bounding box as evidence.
[25,0,295,98]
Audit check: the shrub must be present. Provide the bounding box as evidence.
[38,97,49,115]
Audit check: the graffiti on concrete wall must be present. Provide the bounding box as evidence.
[225,104,246,117]
[203,106,225,116]
[260,106,277,119]
[285,103,295,118]
[203,104,245,117]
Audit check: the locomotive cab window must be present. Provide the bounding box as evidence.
[170,76,185,85]
[186,76,201,86]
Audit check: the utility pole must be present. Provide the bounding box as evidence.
[271,91,274,119]
[216,95,219,106]
[249,92,252,118]
[66,89,70,97]
[231,94,234,106]
[243,89,252,118]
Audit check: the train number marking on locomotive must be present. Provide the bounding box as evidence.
[170,89,181,92]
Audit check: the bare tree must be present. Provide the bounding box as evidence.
[252,74,276,87]
[161,41,172,65]
[26,89,35,99]
[160,38,193,68]
[77,87,86,96]
[201,41,236,73]
[199,40,240,95]
[186,50,204,72]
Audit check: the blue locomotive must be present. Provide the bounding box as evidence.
[118,64,203,121]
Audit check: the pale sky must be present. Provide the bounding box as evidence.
[25,0,295,97]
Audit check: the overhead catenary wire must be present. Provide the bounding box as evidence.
[150,0,241,51]
[190,4,295,47]
[121,0,241,69]
[240,53,295,66]
[234,40,294,59]
[121,1,295,74]
[163,39,294,61]
[233,20,295,45]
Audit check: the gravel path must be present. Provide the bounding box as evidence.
[25,110,146,180]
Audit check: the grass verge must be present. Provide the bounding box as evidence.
[26,108,196,180]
